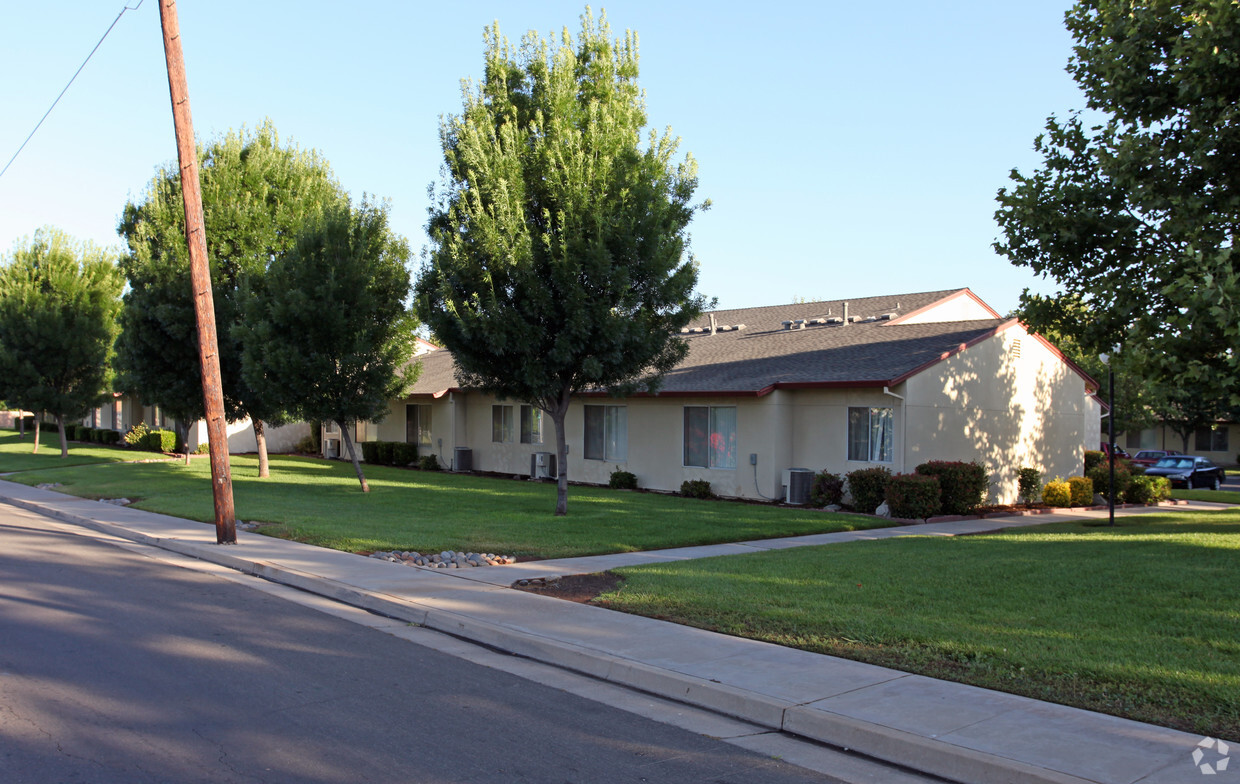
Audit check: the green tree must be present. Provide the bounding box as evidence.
[116,120,347,474]
[240,199,417,492]
[416,9,710,516]
[995,0,1240,413]
[0,228,123,456]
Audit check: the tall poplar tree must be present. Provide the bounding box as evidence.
[117,121,347,474]
[996,0,1240,410]
[417,9,710,516]
[0,229,124,456]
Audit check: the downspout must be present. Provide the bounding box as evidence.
[883,386,906,474]
[448,392,456,470]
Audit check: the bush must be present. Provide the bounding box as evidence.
[846,466,891,514]
[194,442,211,454]
[1067,476,1094,507]
[915,460,989,514]
[293,434,318,454]
[1086,460,1134,503]
[91,428,106,443]
[145,429,178,453]
[1124,475,1156,505]
[375,441,397,466]
[123,422,150,447]
[885,473,942,519]
[64,424,79,440]
[1042,478,1071,507]
[21,415,35,431]
[392,442,419,466]
[809,471,844,507]
[1084,450,1105,473]
[78,427,95,442]
[1148,476,1171,502]
[609,469,638,490]
[679,479,714,499]
[360,441,381,463]
[1017,467,1041,504]
[418,454,441,471]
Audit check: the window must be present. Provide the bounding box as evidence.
[848,407,894,462]
[406,404,431,447]
[492,405,514,443]
[683,406,736,469]
[584,405,627,461]
[520,405,544,444]
[1195,426,1229,453]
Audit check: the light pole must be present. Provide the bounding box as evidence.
[1099,350,1116,527]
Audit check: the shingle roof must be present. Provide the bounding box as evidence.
[406,289,1011,398]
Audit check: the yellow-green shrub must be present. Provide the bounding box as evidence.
[1042,478,1071,507]
[1067,476,1094,507]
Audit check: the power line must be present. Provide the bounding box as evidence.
[0,1,145,181]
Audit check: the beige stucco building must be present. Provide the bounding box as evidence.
[347,289,1101,504]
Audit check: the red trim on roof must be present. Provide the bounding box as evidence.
[886,288,1000,325]
[886,320,1010,385]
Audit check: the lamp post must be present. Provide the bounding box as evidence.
[1099,350,1116,527]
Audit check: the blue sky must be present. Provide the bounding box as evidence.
[0,1,1085,315]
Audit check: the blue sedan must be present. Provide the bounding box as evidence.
[1142,456,1224,490]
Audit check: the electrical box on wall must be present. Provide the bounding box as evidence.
[749,453,758,465]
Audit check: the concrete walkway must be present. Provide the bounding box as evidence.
[0,478,1232,784]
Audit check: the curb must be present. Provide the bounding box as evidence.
[0,487,1205,784]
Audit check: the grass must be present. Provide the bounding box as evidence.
[0,428,150,472]
[1172,488,1240,504]
[599,511,1240,738]
[2,451,889,559]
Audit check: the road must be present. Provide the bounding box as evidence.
[0,502,848,784]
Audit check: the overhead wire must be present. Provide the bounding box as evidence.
[0,0,145,181]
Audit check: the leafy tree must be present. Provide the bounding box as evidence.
[995,0,1240,414]
[0,229,123,456]
[116,120,347,474]
[240,199,417,492]
[417,9,710,516]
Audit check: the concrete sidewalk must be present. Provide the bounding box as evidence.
[0,478,1231,784]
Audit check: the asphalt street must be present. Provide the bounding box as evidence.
[0,503,847,784]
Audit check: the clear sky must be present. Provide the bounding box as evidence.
[0,1,1085,316]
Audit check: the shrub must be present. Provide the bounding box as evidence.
[101,429,120,445]
[123,422,150,447]
[1042,478,1071,507]
[809,471,844,507]
[22,415,35,431]
[1084,450,1105,473]
[915,460,989,514]
[1017,467,1041,504]
[392,442,419,466]
[375,441,396,466]
[1124,475,1156,505]
[885,473,942,519]
[293,434,318,454]
[91,428,106,443]
[64,424,79,440]
[418,454,441,471]
[78,427,95,442]
[609,469,638,490]
[1086,460,1134,503]
[146,429,178,453]
[1148,476,1171,502]
[846,467,891,514]
[194,442,211,454]
[360,441,381,463]
[679,479,714,499]
[1067,476,1094,507]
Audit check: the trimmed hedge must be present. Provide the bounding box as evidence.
[846,467,891,514]
[915,460,988,515]
[360,440,419,466]
[1067,476,1094,507]
[1043,478,1071,507]
[103,430,120,444]
[679,479,714,499]
[392,442,418,466]
[809,471,844,508]
[1124,475,1171,504]
[79,427,96,442]
[609,470,638,490]
[360,441,381,463]
[64,424,79,440]
[418,454,441,471]
[145,429,178,453]
[375,441,396,466]
[885,473,942,519]
[1086,461,1135,503]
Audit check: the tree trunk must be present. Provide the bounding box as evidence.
[57,414,68,457]
[338,420,369,492]
[550,389,571,516]
[17,413,25,439]
[32,417,40,454]
[254,419,270,478]
[177,421,190,465]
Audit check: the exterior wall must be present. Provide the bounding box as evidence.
[896,293,996,324]
[903,326,1091,503]
[1118,423,1238,465]
[186,419,311,454]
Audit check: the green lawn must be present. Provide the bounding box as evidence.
[1172,488,1240,504]
[599,511,1240,738]
[2,452,889,559]
[0,428,148,472]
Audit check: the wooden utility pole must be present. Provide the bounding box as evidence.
[158,0,236,544]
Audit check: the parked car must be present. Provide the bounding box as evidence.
[1099,442,1130,460]
[1131,449,1185,467]
[1142,456,1224,490]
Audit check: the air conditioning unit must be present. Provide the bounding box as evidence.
[453,447,473,472]
[783,468,813,505]
[530,451,557,480]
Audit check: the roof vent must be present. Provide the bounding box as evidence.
[825,317,844,325]
[879,312,896,320]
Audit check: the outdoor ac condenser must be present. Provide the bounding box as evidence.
[530,452,557,480]
[783,468,813,505]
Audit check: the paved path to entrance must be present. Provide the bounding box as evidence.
[0,478,1231,784]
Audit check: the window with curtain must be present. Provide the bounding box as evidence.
[584,405,627,461]
[406,404,431,446]
[847,407,893,462]
[520,405,543,444]
[491,405,513,443]
[683,406,737,469]
[1195,426,1229,452]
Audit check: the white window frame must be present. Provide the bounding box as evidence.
[682,405,737,469]
[520,405,544,445]
[847,406,894,463]
[406,403,432,447]
[584,404,627,462]
[492,404,514,443]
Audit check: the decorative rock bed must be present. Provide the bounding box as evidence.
[369,549,516,568]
